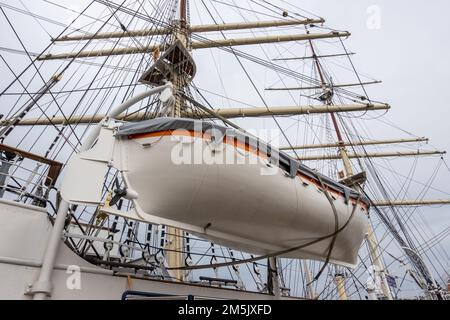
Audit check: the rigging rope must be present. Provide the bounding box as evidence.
[167,197,360,271]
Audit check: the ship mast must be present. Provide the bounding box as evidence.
[307,39,393,300]
[306,38,444,300]
[164,0,190,282]
[171,0,188,117]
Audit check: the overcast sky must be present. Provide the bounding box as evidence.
[0,0,448,282]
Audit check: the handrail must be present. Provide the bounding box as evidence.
[121,290,230,301]
[0,159,53,202]
[122,290,195,301]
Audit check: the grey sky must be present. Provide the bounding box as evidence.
[0,0,448,287]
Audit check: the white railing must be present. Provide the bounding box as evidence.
[0,158,53,203]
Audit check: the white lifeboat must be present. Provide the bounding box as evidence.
[62,117,369,268]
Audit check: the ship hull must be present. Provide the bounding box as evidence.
[0,199,296,300]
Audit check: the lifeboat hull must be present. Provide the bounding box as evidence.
[112,123,369,267]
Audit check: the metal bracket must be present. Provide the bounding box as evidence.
[25,280,52,297]
[339,171,367,188]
